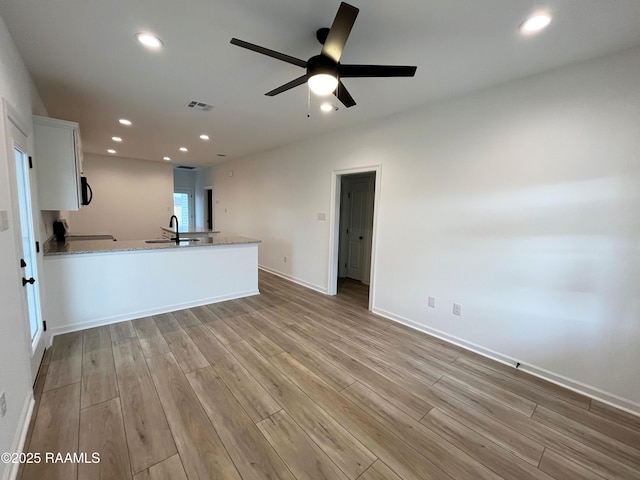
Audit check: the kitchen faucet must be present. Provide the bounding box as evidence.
[169,215,180,245]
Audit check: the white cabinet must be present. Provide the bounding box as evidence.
[33,115,84,211]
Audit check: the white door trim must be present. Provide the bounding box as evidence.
[328,164,381,311]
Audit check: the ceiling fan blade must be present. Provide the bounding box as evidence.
[265,75,308,96]
[339,64,417,77]
[334,81,356,108]
[230,38,307,68]
[321,2,359,63]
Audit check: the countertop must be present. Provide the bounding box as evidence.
[44,234,260,256]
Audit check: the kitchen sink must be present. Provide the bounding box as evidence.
[144,238,200,244]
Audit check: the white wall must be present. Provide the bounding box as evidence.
[0,13,43,479]
[210,46,640,413]
[67,153,173,240]
[173,168,196,191]
[195,167,210,229]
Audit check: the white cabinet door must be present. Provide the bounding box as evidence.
[34,115,83,211]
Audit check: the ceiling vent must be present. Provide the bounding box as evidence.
[176,165,196,170]
[186,100,214,112]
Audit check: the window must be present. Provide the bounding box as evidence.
[173,191,191,231]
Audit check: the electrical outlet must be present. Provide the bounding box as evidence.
[0,391,7,417]
[453,303,462,316]
[428,296,436,308]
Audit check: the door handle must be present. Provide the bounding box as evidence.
[22,277,35,286]
[359,236,364,240]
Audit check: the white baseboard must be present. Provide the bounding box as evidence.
[517,361,640,417]
[372,306,640,418]
[2,392,35,480]
[259,265,328,294]
[48,289,259,337]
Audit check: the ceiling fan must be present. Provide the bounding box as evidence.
[230,2,417,108]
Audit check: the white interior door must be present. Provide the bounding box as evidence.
[8,119,45,379]
[341,174,375,282]
[345,180,368,280]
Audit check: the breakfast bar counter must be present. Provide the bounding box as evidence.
[41,233,260,339]
[44,234,258,255]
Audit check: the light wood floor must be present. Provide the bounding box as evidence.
[20,271,640,480]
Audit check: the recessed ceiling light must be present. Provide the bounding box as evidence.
[320,103,337,112]
[163,156,171,161]
[112,136,122,142]
[179,147,188,152]
[199,134,210,141]
[119,119,132,126]
[136,32,163,49]
[107,149,116,154]
[520,14,552,34]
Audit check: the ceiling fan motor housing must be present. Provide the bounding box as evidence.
[307,55,338,78]
[316,27,330,45]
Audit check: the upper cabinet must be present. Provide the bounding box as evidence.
[33,115,84,211]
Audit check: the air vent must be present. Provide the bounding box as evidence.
[176,165,196,170]
[186,100,214,112]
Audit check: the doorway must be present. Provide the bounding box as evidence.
[205,187,213,230]
[338,173,375,282]
[328,166,380,310]
[5,106,45,380]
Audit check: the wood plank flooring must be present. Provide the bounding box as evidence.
[20,272,640,480]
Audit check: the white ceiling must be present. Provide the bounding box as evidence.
[1,0,639,166]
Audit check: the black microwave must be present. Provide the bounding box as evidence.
[81,176,93,205]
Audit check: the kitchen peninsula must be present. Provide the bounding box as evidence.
[42,234,260,339]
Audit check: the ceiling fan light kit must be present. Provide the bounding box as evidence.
[308,73,339,95]
[230,1,417,109]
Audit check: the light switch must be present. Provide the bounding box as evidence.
[0,210,9,232]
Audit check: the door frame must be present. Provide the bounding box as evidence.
[2,97,45,382]
[328,165,381,310]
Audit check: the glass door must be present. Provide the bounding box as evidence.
[173,188,194,231]
[10,120,45,379]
